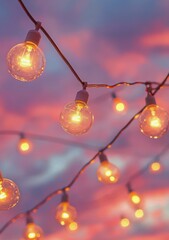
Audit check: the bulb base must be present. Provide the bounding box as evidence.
[61,192,69,203]
[145,94,156,106]
[99,153,108,163]
[25,30,41,46]
[75,90,89,104]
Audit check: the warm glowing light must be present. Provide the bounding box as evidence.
[120,217,130,228]
[0,177,20,210]
[139,104,169,139]
[130,192,141,204]
[56,202,77,226]
[24,223,43,240]
[18,138,32,153]
[135,208,144,219]
[150,162,161,173]
[97,160,120,184]
[60,101,94,135]
[113,98,127,113]
[68,221,78,231]
[7,42,45,82]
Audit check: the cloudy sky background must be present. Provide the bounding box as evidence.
[1,0,169,239]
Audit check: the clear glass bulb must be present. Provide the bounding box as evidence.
[23,223,43,240]
[134,208,144,219]
[97,161,120,184]
[130,191,141,205]
[7,41,45,82]
[120,217,130,228]
[18,138,32,154]
[139,104,169,139]
[150,161,161,173]
[55,202,77,226]
[113,98,127,114]
[59,101,94,135]
[0,178,20,210]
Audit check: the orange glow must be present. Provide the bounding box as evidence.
[19,45,33,68]
[24,223,43,240]
[97,161,120,184]
[135,208,144,219]
[68,221,78,231]
[113,98,127,113]
[120,217,130,228]
[130,192,141,204]
[18,138,32,153]
[150,162,161,173]
[56,202,77,226]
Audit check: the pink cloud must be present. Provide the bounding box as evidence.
[141,30,169,47]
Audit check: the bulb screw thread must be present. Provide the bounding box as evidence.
[26,214,34,224]
[145,93,156,106]
[99,152,108,163]
[75,89,89,104]
[25,29,41,46]
[61,191,69,203]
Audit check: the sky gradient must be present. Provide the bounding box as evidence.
[1,1,169,239]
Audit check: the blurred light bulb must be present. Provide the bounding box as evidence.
[18,137,32,154]
[130,191,141,205]
[139,93,169,138]
[68,221,79,231]
[0,175,20,210]
[120,217,130,228]
[56,193,77,226]
[60,90,94,135]
[24,223,43,240]
[7,29,45,82]
[97,153,120,184]
[150,161,161,173]
[135,208,144,219]
[114,98,127,113]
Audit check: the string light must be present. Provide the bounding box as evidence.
[23,215,43,240]
[149,161,161,173]
[139,91,169,139]
[1,0,169,237]
[7,23,45,82]
[120,216,130,228]
[59,89,94,135]
[127,183,141,205]
[55,192,77,226]
[18,134,32,154]
[97,153,120,184]
[0,173,20,210]
[134,208,144,219]
[112,93,127,114]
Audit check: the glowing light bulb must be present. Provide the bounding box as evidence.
[135,208,144,219]
[56,193,77,226]
[24,223,43,240]
[18,137,32,154]
[150,161,161,173]
[7,28,45,82]
[139,93,169,138]
[0,175,20,210]
[60,90,94,135]
[120,217,130,228]
[68,221,79,231]
[130,191,141,205]
[97,153,120,184]
[114,98,127,113]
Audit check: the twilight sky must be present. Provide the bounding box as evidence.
[1,1,169,239]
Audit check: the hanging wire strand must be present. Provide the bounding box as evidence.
[1,73,168,234]
[86,81,164,89]
[0,130,97,151]
[18,0,85,88]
